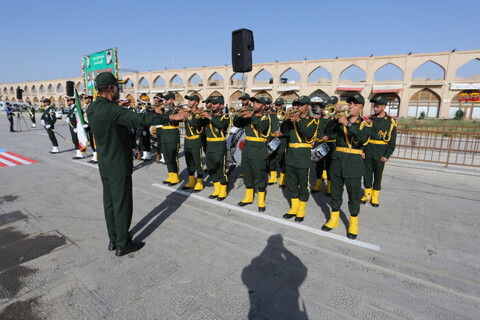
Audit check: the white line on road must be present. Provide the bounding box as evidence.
[152,183,381,252]
[71,159,99,168]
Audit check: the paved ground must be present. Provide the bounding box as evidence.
[0,115,479,320]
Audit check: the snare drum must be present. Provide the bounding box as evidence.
[311,143,331,162]
[226,127,246,164]
[267,137,281,155]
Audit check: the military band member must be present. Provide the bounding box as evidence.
[239,93,252,108]
[87,72,187,256]
[27,103,36,128]
[66,97,85,159]
[192,96,230,200]
[322,94,372,239]
[234,96,271,211]
[83,94,98,163]
[40,98,59,153]
[161,92,181,185]
[311,96,328,193]
[312,96,338,195]
[136,101,152,161]
[153,95,166,163]
[181,94,204,192]
[265,98,281,185]
[360,95,397,207]
[282,96,319,222]
[274,98,288,187]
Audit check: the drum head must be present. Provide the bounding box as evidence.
[226,127,245,164]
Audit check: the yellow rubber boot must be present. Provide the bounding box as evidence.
[257,191,266,212]
[283,198,299,219]
[278,173,286,187]
[360,188,372,204]
[326,180,331,196]
[322,211,340,231]
[238,188,254,206]
[347,216,358,239]
[321,170,328,180]
[371,189,380,207]
[169,173,180,185]
[209,182,220,199]
[268,171,277,185]
[162,172,172,184]
[312,179,322,193]
[193,178,204,192]
[182,175,196,189]
[295,201,307,222]
[217,184,228,201]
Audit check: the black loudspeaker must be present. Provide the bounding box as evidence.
[232,28,254,73]
[16,88,23,100]
[66,81,75,97]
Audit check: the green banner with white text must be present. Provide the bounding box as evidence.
[82,48,119,96]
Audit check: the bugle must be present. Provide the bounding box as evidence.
[324,104,350,118]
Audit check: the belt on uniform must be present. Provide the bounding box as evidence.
[246,136,267,142]
[185,135,200,140]
[336,147,363,155]
[369,139,388,145]
[207,137,225,141]
[327,139,336,143]
[289,143,312,148]
[162,126,179,129]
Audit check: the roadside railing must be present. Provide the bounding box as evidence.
[393,124,480,167]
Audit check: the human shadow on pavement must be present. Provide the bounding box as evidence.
[241,234,308,320]
[130,188,190,242]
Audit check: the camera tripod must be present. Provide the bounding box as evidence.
[15,110,30,132]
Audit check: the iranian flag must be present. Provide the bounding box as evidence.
[74,89,89,151]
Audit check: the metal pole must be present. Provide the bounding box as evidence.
[242,73,246,94]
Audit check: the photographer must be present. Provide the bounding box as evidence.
[5,102,15,132]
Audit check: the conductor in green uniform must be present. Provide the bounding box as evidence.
[282,96,319,222]
[360,95,397,207]
[87,72,187,257]
[40,99,59,153]
[234,96,271,211]
[322,94,372,239]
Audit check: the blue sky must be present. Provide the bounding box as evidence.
[1,0,479,83]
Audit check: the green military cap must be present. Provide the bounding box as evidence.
[275,98,284,105]
[184,94,200,102]
[42,98,51,103]
[203,97,211,103]
[239,93,251,100]
[346,94,365,105]
[95,72,127,87]
[250,96,267,105]
[163,92,175,100]
[210,96,224,104]
[265,97,272,104]
[370,95,388,105]
[296,95,312,105]
[328,96,338,105]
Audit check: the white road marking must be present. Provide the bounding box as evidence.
[152,183,381,251]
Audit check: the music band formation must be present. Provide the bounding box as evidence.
[32,72,396,255]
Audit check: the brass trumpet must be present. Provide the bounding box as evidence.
[236,106,255,116]
[284,108,300,120]
[277,109,286,121]
[324,104,350,118]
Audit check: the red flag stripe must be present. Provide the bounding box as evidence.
[0,154,23,165]
[5,152,38,163]
[0,161,8,167]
